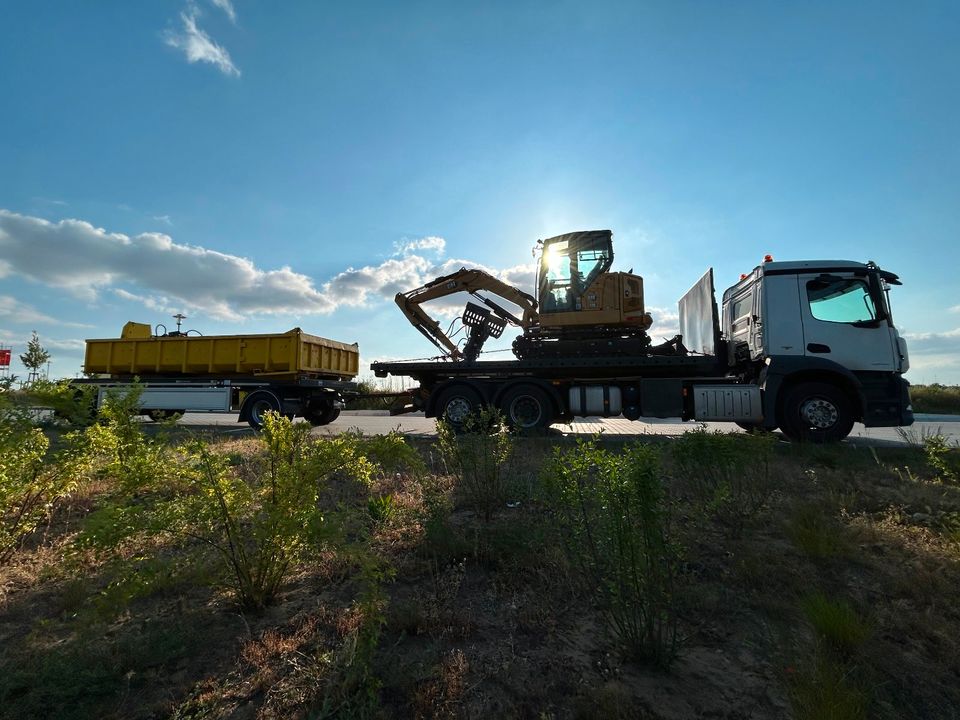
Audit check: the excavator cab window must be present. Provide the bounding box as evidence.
[538,231,613,313]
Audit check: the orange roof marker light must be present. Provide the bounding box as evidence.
[740,273,748,280]
[763,254,774,263]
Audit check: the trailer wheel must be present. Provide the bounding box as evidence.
[243,391,281,430]
[306,406,341,426]
[147,409,185,422]
[735,421,773,434]
[435,385,483,430]
[779,381,854,443]
[499,384,553,431]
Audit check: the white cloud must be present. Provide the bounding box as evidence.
[164,6,240,77]
[394,236,446,256]
[209,0,237,23]
[152,215,173,226]
[0,295,93,328]
[0,210,531,326]
[949,305,960,314]
[902,327,960,354]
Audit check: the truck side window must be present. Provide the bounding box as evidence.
[806,278,876,324]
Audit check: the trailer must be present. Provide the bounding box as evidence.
[372,259,914,443]
[80,323,360,429]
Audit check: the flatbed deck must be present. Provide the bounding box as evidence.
[371,353,723,383]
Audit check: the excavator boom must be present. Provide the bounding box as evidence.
[395,267,538,361]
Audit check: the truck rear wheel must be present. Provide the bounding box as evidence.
[499,384,553,431]
[435,385,483,430]
[779,382,854,443]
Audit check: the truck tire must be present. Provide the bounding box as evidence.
[735,421,773,433]
[779,381,854,443]
[305,406,341,426]
[243,391,281,430]
[499,384,553,431]
[435,384,483,430]
[147,409,185,422]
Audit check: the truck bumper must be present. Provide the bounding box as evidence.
[862,376,914,428]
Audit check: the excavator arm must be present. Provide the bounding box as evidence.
[395,267,539,361]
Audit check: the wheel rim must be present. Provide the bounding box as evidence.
[509,394,543,428]
[799,397,838,429]
[444,396,473,424]
[251,399,275,426]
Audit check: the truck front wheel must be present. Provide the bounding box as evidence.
[779,382,854,443]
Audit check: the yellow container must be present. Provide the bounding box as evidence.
[84,326,359,380]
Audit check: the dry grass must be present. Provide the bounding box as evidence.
[1,432,960,720]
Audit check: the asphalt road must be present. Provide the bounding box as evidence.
[173,411,960,447]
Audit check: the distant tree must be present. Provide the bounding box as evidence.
[20,331,51,382]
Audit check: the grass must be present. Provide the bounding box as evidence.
[800,592,870,657]
[1,421,960,719]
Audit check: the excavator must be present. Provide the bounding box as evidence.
[395,230,685,361]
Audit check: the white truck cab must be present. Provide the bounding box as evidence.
[719,259,912,441]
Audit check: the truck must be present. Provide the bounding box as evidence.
[79,321,360,430]
[371,230,913,443]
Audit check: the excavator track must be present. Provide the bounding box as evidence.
[512,328,687,360]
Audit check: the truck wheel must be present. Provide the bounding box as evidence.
[306,406,341,426]
[780,382,854,443]
[735,421,772,433]
[147,409,184,422]
[499,384,553,431]
[435,385,483,430]
[243,391,281,430]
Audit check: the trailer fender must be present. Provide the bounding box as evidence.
[762,356,864,428]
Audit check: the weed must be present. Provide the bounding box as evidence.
[788,504,847,559]
[801,592,870,657]
[368,493,397,528]
[671,428,775,537]
[437,406,513,523]
[544,440,680,667]
[922,433,958,482]
[788,648,869,720]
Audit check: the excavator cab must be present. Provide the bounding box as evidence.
[534,230,652,334]
[538,230,614,313]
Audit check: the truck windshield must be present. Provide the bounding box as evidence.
[806,277,877,324]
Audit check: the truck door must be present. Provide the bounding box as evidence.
[797,272,896,372]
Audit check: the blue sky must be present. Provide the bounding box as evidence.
[1,1,958,383]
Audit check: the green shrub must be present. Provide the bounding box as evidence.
[544,440,680,667]
[0,420,98,565]
[368,493,396,527]
[909,384,960,415]
[671,428,776,536]
[801,592,870,657]
[436,406,513,523]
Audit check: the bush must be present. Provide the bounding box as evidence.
[671,428,775,536]
[922,433,958,483]
[436,406,513,523]
[909,384,960,415]
[543,440,680,667]
[0,419,97,565]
